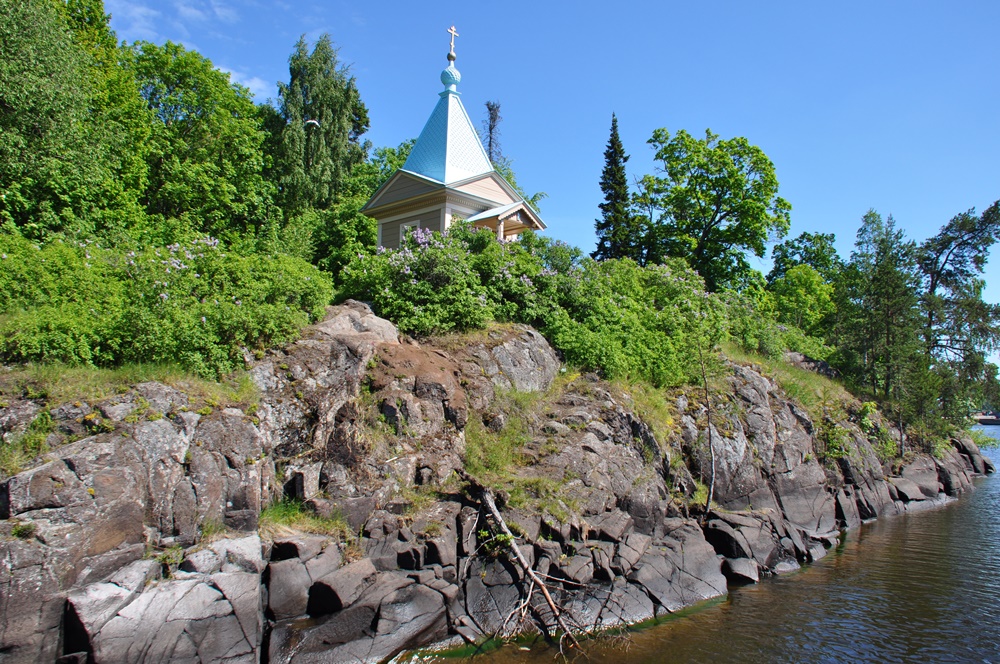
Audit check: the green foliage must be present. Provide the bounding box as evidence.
[859,401,878,432]
[637,128,791,291]
[544,257,723,387]
[0,409,54,478]
[819,421,850,462]
[968,428,998,450]
[721,290,784,359]
[0,234,332,377]
[592,114,641,263]
[612,378,676,451]
[0,0,111,238]
[463,391,534,478]
[343,225,722,387]
[53,0,152,242]
[767,231,842,284]
[11,521,37,540]
[267,34,369,216]
[341,225,495,336]
[834,210,923,405]
[129,41,276,245]
[917,201,1000,423]
[770,264,835,336]
[156,545,184,567]
[476,528,514,558]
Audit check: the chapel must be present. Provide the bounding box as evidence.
[362,27,545,249]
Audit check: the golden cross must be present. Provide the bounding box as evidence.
[447,25,459,53]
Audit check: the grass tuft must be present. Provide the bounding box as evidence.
[258,499,352,540]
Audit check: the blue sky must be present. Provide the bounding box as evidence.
[107,0,999,295]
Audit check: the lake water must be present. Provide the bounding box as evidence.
[437,430,1000,664]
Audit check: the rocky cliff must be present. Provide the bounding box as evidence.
[0,302,993,663]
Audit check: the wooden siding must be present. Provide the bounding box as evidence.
[379,211,445,250]
[370,174,440,210]
[454,175,516,205]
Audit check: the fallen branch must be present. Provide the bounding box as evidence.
[459,470,583,653]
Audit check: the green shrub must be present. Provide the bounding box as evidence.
[0,234,333,377]
[969,428,999,450]
[341,225,722,387]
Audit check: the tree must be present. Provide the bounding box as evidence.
[476,100,546,211]
[592,114,641,263]
[770,264,834,335]
[130,40,276,243]
[0,0,105,238]
[837,211,922,404]
[916,201,1000,420]
[54,0,153,241]
[767,231,842,284]
[268,34,369,216]
[482,100,502,165]
[638,128,791,291]
[307,140,414,280]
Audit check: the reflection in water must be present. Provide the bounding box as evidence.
[433,440,999,664]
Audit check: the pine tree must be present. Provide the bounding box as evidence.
[592,114,636,262]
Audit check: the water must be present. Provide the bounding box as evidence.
[440,431,1000,663]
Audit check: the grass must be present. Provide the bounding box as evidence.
[0,409,54,478]
[429,322,522,352]
[611,377,679,454]
[462,380,584,523]
[463,389,538,478]
[0,362,259,411]
[0,363,261,478]
[258,499,352,540]
[506,475,575,522]
[721,341,852,423]
[11,521,37,540]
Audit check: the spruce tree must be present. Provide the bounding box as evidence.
[592,114,635,262]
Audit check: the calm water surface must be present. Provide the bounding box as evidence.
[438,431,1000,664]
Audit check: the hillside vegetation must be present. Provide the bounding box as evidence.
[1,0,997,465]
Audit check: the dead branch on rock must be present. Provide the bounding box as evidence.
[459,470,583,656]
[498,578,536,638]
[696,327,716,515]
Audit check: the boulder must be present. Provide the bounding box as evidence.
[900,456,941,498]
[722,557,760,584]
[309,558,377,614]
[627,522,727,613]
[267,559,311,620]
[889,477,927,502]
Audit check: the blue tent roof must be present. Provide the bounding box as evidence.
[401,62,494,185]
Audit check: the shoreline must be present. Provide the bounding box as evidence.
[1,303,994,663]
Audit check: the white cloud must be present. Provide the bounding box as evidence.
[174,1,207,23]
[210,0,239,23]
[106,0,162,42]
[172,0,239,26]
[220,67,274,101]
